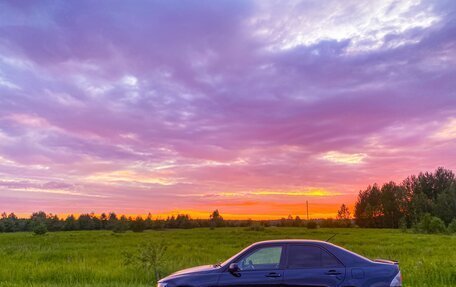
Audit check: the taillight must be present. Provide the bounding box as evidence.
[390,270,402,287]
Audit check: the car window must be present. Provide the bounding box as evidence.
[321,249,342,267]
[287,245,342,268]
[237,246,282,271]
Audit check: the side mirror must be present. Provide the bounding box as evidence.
[229,263,240,273]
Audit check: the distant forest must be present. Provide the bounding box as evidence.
[1,167,455,234]
[354,167,456,229]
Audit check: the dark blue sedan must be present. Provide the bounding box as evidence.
[158,239,402,287]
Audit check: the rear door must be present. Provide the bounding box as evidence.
[283,244,345,287]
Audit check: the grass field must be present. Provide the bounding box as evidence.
[0,227,455,287]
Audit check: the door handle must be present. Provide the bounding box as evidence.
[325,270,342,275]
[265,272,281,278]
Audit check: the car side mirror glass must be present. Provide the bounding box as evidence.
[229,263,240,273]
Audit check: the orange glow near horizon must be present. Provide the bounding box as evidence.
[13,202,355,220]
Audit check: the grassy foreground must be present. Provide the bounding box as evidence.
[0,227,455,287]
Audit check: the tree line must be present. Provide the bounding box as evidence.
[0,208,353,234]
[354,167,456,230]
[0,211,222,234]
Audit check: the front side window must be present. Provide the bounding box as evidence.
[237,246,282,271]
[287,245,342,268]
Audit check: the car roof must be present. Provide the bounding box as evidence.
[253,239,327,244]
[251,239,335,247]
[250,239,372,266]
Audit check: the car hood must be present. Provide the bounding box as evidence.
[160,264,218,281]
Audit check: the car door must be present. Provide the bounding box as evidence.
[283,244,345,287]
[218,244,285,287]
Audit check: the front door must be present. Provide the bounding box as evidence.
[218,245,284,287]
[283,244,346,287]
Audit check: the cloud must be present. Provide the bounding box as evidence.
[0,0,455,217]
[320,151,367,165]
[252,0,440,52]
[432,118,456,140]
[179,188,342,198]
[0,180,106,198]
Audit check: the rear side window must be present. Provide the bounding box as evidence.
[287,245,342,269]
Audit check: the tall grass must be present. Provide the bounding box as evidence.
[0,228,455,287]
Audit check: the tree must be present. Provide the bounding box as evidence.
[2,213,19,232]
[209,209,224,228]
[30,211,47,232]
[175,214,193,229]
[113,215,129,233]
[355,185,383,227]
[107,212,118,230]
[31,211,47,223]
[337,204,351,220]
[336,204,351,227]
[131,216,146,232]
[407,167,455,223]
[153,218,166,230]
[100,213,108,229]
[434,184,456,225]
[47,214,63,231]
[355,180,415,228]
[78,214,95,230]
[145,213,154,229]
[380,182,407,228]
[63,215,78,231]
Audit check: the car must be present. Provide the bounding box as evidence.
[157,239,402,287]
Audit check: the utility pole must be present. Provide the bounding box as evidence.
[306,200,309,220]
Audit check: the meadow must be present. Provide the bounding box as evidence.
[0,227,455,287]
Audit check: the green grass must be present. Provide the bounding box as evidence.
[0,228,455,287]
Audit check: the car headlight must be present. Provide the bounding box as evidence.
[390,271,402,287]
[157,282,168,287]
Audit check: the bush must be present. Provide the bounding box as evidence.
[131,217,146,233]
[123,241,168,282]
[414,214,446,234]
[307,220,318,229]
[399,217,408,232]
[245,223,265,231]
[448,219,456,234]
[33,223,48,235]
[113,222,128,233]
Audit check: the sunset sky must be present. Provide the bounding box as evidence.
[1,0,456,219]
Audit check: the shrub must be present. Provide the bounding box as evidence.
[123,241,168,282]
[113,222,128,233]
[414,214,446,234]
[245,223,265,231]
[448,219,456,234]
[399,217,408,232]
[33,223,48,235]
[131,217,146,233]
[307,220,318,229]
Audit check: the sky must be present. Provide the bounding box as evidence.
[0,0,456,219]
